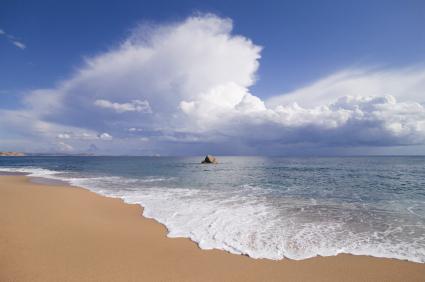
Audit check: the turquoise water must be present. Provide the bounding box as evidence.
[1,156,424,262]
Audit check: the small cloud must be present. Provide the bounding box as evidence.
[94,99,152,113]
[128,127,143,132]
[139,137,149,142]
[0,28,26,50]
[56,131,113,141]
[98,132,113,140]
[57,133,71,139]
[12,41,26,50]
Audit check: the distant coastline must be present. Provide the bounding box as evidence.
[0,152,25,157]
[0,152,98,157]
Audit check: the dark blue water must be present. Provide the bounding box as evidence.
[1,156,424,262]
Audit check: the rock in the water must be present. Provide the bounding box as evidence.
[201,155,218,164]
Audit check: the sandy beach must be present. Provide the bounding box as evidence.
[0,175,424,282]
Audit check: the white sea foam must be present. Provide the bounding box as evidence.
[0,166,61,177]
[1,166,424,263]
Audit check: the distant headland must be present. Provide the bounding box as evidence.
[0,152,25,157]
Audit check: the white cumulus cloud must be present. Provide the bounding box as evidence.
[98,133,113,140]
[1,14,425,155]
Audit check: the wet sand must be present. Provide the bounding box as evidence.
[0,175,424,281]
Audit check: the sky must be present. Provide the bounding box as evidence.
[1,0,425,155]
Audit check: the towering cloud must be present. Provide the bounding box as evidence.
[1,14,425,154]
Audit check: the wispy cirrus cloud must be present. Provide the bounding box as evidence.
[11,40,26,50]
[0,28,26,50]
[56,132,113,141]
[94,99,152,113]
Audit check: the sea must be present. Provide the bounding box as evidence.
[1,156,424,263]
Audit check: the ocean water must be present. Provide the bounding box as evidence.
[1,156,424,263]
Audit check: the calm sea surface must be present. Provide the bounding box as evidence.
[1,156,424,262]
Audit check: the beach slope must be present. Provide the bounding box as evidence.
[0,175,424,281]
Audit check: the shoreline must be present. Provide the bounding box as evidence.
[0,175,424,281]
[30,173,423,264]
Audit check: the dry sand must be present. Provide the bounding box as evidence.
[0,175,424,282]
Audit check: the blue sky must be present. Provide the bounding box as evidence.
[1,0,425,155]
[2,0,424,99]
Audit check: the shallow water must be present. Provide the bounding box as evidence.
[1,156,424,262]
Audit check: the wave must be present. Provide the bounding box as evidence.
[1,166,424,263]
